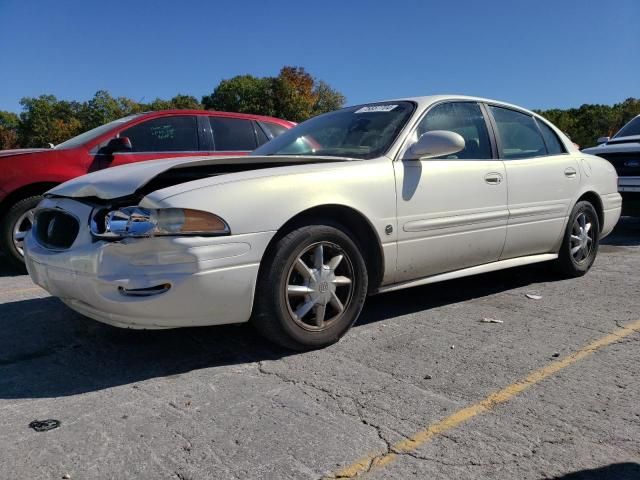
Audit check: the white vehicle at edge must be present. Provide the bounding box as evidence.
[24,96,622,350]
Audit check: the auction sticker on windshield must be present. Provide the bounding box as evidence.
[355,105,398,113]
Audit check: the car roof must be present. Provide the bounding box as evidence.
[362,95,539,117]
[139,109,295,126]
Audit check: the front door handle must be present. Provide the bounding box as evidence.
[564,167,577,178]
[484,172,503,185]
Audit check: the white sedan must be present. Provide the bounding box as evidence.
[24,96,622,350]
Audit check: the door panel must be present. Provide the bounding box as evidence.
[394,159,508,281]
[486,106,581,259]
[501,155,580,258]
[394,101,509,282]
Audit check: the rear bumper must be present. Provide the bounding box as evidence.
[601,192,623,238]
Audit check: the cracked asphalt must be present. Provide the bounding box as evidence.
[1,218,639,479]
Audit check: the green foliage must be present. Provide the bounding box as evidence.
[18,95,84,147]
[0,111,20,149]
[535,98,640,148]
[10,91,204,148]
[147,94,203,111]
[5,67,345,148]
[202,75,275,116]
[7,66,634,150]
[312,81,346,117]
[202,66,345,122]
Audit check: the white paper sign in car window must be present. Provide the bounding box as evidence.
[354,105,398,113]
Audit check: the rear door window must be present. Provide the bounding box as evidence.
[210,117,257,151]
[489,106,547,159]
[120,116,198,152]
[536,119,566,155]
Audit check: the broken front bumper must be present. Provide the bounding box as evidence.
[24,198,274,329]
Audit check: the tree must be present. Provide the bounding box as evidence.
[202,75,275,115]
[536,97,640,148]
[79,90,126,130]
[312,80,346,117]
[272,66,316,122]
[18,95,83,147]
[201,66,346,121]
[0,111,20,149]
[146,94,201,111]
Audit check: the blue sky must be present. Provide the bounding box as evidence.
[1,0,638,113]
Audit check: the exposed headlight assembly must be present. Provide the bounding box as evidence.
[90,207,230,239]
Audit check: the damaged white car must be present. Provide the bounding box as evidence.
[24,96,622,350]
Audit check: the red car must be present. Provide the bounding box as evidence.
[0,110,294,267]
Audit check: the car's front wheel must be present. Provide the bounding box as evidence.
[252,224,368,350]
[554,200,600,277]
[0,195,42,270]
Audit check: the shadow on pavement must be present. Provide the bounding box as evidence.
[547,462,640,479]
[358,260,560,326]
[0,261,561,400]
[0,296,292,399]
[0,253,25,277]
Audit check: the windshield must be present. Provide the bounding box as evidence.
[614,116,640,139]
[253,101,415,159]
[55,114,143,149]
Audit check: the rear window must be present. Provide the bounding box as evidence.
[210,117,256,151]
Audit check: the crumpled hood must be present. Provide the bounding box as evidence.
[0,148,51,158]
[46,155,351,201]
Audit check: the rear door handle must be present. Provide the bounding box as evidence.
[564,167,577,178]
[484,172,503,185]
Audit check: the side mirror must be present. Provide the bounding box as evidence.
[404,130,465,160]
[597,136,610,144]
[104,136,132,153]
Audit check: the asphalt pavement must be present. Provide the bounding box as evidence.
[1,218,639,479]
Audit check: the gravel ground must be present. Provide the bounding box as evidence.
[0,218,638,479]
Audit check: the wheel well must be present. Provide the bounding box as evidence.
[263,205,385,292]
[577,191,604,231]
[0,183,58,217]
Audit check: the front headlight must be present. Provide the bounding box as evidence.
[90,206,230,238]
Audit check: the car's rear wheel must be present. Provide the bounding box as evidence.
[554,201,600,277]
[0,196,42,270]
[252,224,368,350]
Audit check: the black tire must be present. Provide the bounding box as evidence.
[0,195,42,270]
[252,223,368,350]
[554,201,600,278]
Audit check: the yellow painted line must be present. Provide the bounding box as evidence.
[0,286,45,296]
[330,318,640,478]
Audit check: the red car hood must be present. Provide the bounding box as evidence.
[0,148,51,158]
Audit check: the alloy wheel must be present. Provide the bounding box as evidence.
[570,212,595,264]
[12,209,35,256]
[285,241,355,331]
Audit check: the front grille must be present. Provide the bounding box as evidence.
[34,209,80,250]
